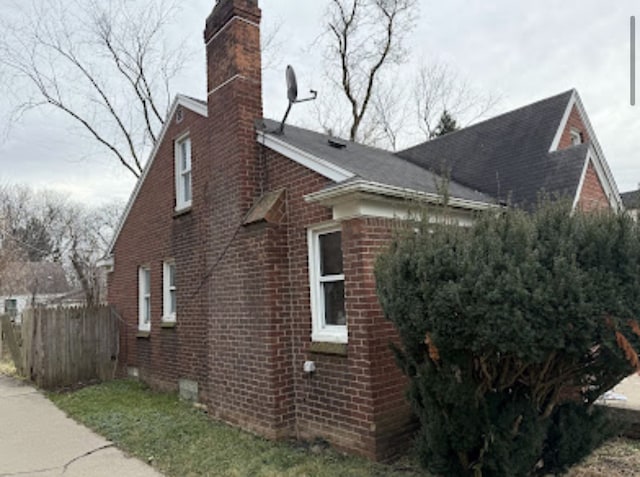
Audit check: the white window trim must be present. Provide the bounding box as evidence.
[570,128,582,145]
[162,260,176,323]
[138,266,151,332]
[175,134,192,212]
[308,223,347,344]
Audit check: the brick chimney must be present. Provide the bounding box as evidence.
[204,0,262,113]
[203,0,263,210]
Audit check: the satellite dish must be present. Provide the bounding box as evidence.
[278,65,318,134]
[286,65,298,103]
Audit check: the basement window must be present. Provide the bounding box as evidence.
[175,134,192,211]
[308,224,347,343]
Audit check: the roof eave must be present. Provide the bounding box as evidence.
[305,179,499,212]
[256,130,354,183]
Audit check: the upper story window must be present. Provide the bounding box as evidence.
[175,135,192,211]
[163,260,176,322]
[308,225,347,343]
[570,128,583,146]
[138,266,151,332]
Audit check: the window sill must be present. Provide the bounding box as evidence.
[136,330,151,338]
[309,342,347,356]
[173,206,192,218]
[161,321,176,329]
[311,330,347,345]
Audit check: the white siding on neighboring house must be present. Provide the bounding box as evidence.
[1,293,68,323]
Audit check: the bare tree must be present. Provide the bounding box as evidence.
[321,0,418,142]
[0,184,122,306]
[414,62,500,140]
[369,78,411,150]
[57,200,123,306]
[0,0,185,178]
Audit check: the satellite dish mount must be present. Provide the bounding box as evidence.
[278,65,317,134]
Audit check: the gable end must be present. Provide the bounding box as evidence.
[551,91,621,210]
[105,95,208,258]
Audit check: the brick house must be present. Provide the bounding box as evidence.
[104,0,622,460]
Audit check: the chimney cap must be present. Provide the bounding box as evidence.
[204,0,260,41]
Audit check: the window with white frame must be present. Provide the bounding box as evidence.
[570,128,583,146]
[138,266,151,331]
[163,260,176,322]
[308,225,347,343]
[175,135,192,211]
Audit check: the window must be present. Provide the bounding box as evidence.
[570,129,583,145]
[138,266,151,331]
[163,260,176,322]
[175,135,192,211]
[4,299,17,318]
[308,225,347,343]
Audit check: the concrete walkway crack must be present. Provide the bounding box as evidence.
[0,444,115,477]
[61,444,116,474]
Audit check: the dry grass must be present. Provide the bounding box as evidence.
[566,438,640,477]
[0,356,17,377]
[46,379,640,476]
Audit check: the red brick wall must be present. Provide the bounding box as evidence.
[260,148,414,459]
[109,0,414,461]
[558,105,590,149]
[577,161,610,211]
[108,105,210,393]
[111,132,415,459]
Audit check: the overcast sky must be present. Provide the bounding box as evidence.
[1,0,638,205]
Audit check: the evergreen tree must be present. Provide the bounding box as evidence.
[375,202,640,476]
[430,109,459,138]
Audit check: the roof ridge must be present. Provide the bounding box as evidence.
[397,89,575,153]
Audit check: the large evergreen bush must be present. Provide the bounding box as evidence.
[375,203,640,476]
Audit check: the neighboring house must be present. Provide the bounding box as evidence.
[103,0,621,460]
[621,189,640,219]
[0,262,71,321]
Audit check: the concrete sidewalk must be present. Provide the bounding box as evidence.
[0,375,163,477]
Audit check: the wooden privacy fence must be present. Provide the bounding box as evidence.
[1,315,23,373]
[17,305,119,389]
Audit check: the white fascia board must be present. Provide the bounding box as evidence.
[256,131,354,183]
[329,195,477,226]
[549,90,577,153]
[550,90,621,209]
[107,95,208,255]
[305,179,499,212]
[572,146,622,211]
[175,94,208,117]
[571,155,590,212]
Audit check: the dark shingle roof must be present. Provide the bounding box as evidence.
[396,90,577,207]
[621,190,640,209]
[259,119,494,204]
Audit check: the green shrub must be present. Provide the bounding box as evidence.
[376,202,640,476]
